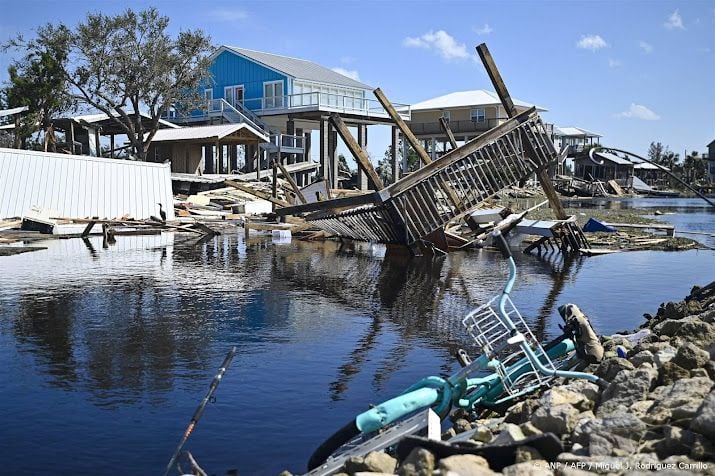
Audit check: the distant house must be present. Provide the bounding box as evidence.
[406,90,543,160]
[552,126,601,157]
[573,150,669,187]
[167,46,410,188]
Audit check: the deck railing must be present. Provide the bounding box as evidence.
[240,93,411,119]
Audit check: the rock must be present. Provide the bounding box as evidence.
[674,320,715,349]
[441,428,457,440]
[659,361,692,386]
[654,346,678,366]
[690,368,710,378]
[502,461,553,476]
[398,448,435,476]
[689,432,715,461]
[539,387,592,412]
[278,471,293,476]
[531,404,580,435]
[491,423,525,445]
[504,400,536,424]
[649,377,713,421]
[519,422,542,437]
[453,418,473,434]
[629,399,655,418]
[438,455,494,475]
[654,425,695,457]
[345,452,397,474]
[672,343,711,370]
[514,446,543,463]
[598,366,658,417]
[706,361,715,381]
[588,431,637,456]
[690,390,715,440]
[562,380,600,405]
[469,424,493,443]
[596,357,635,380]
[629,350,656,367]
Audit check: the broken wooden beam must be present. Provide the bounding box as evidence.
[476,43,567,221]
[224,179,291,208]
[329,113,384,190]
[275,160,307,204]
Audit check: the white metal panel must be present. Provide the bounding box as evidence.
[0,148,175,220]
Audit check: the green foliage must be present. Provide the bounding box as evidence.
[8,7,214,160]
[2,39,72,149]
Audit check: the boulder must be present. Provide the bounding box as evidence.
[649,377,713,421]
[629,350,656,367]
[514,446,543,463]
[438,455,494,476]
[598,366,658,417]
[504,400,537,425]
[502,461,553,476]
[398,448,435,476]
[596,357,634,381]
[345,452,397,474]
[674,320,715,349]
[469,424,493,443]
[519,422,542,437]
[672,343,710,370]
[491,423,525,445]
[690,389,715,440]
[587,431,638,456]
[654,346,677,367]
[654,425,695,458]
[658,361,692,386]
[453,418,473,434]
[530,404,580,435]
[539,387,592,412]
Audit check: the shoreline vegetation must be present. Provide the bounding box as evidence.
[291,282,715,476]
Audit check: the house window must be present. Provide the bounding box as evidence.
[224,85,244,109]
[204,88,213,109]
[442,111,451,122]
[264,80,283,109]
[471,108,485,123]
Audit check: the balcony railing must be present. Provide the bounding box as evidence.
[240,92,411,119]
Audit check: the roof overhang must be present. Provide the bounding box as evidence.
[52,112,180,136]
[0,106,29,118]
[148,123,269,144]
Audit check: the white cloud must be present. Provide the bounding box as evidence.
[608,58,621,68]
[402,30,470,60]
[576,34,608,51]
[638,41,653,53]
[209,8,248,22]
[331,67,360,81]
[474,24,493,35]
[616,103,661,121]
[664,10,685,30]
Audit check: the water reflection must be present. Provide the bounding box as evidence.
[0,227,713,474]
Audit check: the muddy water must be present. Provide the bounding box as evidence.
[0,221,713,474]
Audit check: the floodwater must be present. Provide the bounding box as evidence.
[0,198,713,475]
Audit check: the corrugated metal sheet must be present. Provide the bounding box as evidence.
[150,123,268,143]
[0,148,175,220]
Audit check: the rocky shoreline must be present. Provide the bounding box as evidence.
[297,281,715,476]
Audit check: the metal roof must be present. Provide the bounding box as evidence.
[593,151,633,165]
[0,106,29,118]
[149,123,268,143]
[53,111,180,135]
[554,126,602,138]
[410,90,545,111]
[222,46,373,90]
[0,148,174,220]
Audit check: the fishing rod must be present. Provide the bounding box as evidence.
[162,346,238,476]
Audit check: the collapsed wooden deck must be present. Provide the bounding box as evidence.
[279,108,557,247]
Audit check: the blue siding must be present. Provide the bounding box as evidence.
[209,50,290,107]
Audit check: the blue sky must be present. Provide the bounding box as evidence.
[1,0,713,162]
